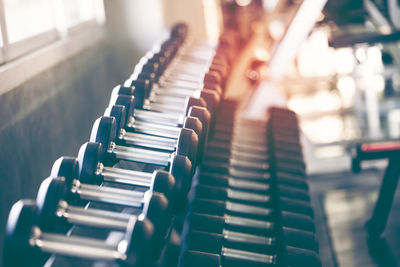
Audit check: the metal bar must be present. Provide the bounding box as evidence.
[102,166,153,187]
[134,109,183,126]
[113,145,171,166]
[122,131,176,151]
[61,204,132,231]
[222,229,275,246]
[131,121,181,139]
[224,214,274,230]
[226,189,271,203]
[222,247,275,264]
[34,232,125,261]
[73,183,144,208]
[225,201,273,216]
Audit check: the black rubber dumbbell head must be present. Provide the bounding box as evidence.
[176,128,198,169]
[109,95,136,125]
[36,176,70,232]
[90,116,117,162]
[50,156,80,190]
[104,105,126,137]
[3,200,50,267]
[123,215,154,267]
[182,116,203,165]
[151,170,177,209]
[169,154,192,212]
[188,106,211,160]
[185,96,207,116]
[141,191,171,259]
[78,142,104,185]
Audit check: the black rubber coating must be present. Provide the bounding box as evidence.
[90,116,116,160]
[176,128,198,169]
[124,216,154,267]
[78,142,103,185]
[3,200,50,267]
[152,170,176,210]
[169,154,192,212]
[36,177,69,232]
[183,116,203,162]
[143,192,171,259]
[105,105,126,137]
[50,157,80,189]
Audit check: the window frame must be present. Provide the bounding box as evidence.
[0,0,104,64]
[0,0,106,96]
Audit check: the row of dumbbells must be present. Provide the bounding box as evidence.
[177,103,321,267]
[3,23,239,267]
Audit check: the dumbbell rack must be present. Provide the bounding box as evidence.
[3,22,320,267]
[178,102,321,267]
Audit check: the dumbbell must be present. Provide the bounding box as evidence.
[210,124,301,150]
[108,90,203,148]
[193,184,313,218]
[181,247,321,267]
[184,227,317,256]
[196,175,310,202]
[90,116,193,201]
[3,199,153,267]
[130,78,220,140]
[78,142,180,208]
[186,210,317,252]
[191,196,313,224]
[108,94,210,163]
[199,163,308,190]
[131,46,224,110]
[136,46,217,84]
[206,138,303,158]
[49,157,172,252]
[137,46,223,110]
[36,176,140,232]
[188,212,315,241]
[123,73,219,139]
[138,38,225,87]
[109,89,209,135]
[204,148,304,170]
[104,104,199,168]
[201,153,305,177]
[134,53,224,98]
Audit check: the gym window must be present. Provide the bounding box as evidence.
[0,0,105,65]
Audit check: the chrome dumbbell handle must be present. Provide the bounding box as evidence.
[110,142,172,166]
[200,172,270,191]
[226,188,271,203]
[133,109,184,126]
[71,180,146,208]
[30,227,127,261]
[142,101,188,115]
[225,201,273,217]
[221,247,276,264]
[224,214,275,230]
[100,164,154,188]
[132,120,181,139]
[222,229,275,246]
[229,168,271,180]
[57,200,132,231]
[120,130,177,152]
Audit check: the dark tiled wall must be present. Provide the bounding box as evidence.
[0,41,137,261]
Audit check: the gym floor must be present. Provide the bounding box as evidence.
[309,167,400,267]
